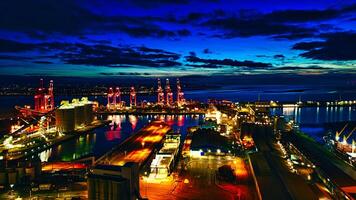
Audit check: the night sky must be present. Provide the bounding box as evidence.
[0,0,355,79]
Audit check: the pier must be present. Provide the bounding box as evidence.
[95,121,171,168]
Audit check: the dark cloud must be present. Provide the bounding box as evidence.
[185,55,272,68]
[170,9,226,24]
[0,0,101,35]
[121,0,221,8]
[292,41,325,50]
[293,32,356,60]
[204,16,316,39]
[0,54,32,61]
[273,65,329,71]
[57,43,181,67]
[138,46,179,55]
[0,39,36,52]
[117,24,190,38]
[122,0,189,8]
[264,4,356,23]
[0,39,182,68]
[203,48,213,54]
[273,54,285,60]
[0,0,191,39]
[173,4,355,40]
[1,1,353,41]
[32,61,54,64]
[177,29,191,36]
[186,64,222,68]
[272,32,316,40]
[256,55,269,58]
[189,51,197,57]
[99,72,151,76]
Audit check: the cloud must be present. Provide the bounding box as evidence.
[263,5,356,23]
[0,54,32,61]
[0,0,191,39]
[186,64,222,68]
[0,0,100,35]
[273,54,285,60]
[272,65,330,71]
[292,32,356,60]
[120,0,221,8]
[173,4,355,40]
[121,0,189,8]
[117,24,190,38]
[1,1,354,41]
[203,48,213,54]
[203,16,316,39]
[0,39,182,68]
[56,43,182,67]
[185,54,272,68]
[99,72,151,76]
[0,39,36,52]
[32,61,54,64]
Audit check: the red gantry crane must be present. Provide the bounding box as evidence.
[130,86,137,107]
[165,79,173,106]
[157,78,165,105]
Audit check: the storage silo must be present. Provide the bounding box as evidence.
[81,97,94,125]
[55,101,75,133]
[72,99,85,129]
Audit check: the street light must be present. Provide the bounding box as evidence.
[144,171,148,197]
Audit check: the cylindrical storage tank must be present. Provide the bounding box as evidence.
[83,103,94,125]
[80,97,93,125]
[16,167,25,180]
[25,167,35,180]
[56,107,75,133]
[0,171,7,185]
[8,170,17,185]
[55,109,63,130]
[74,104,85,129]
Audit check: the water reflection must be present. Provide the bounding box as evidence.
[39,114,203,162]
[106,115,122,141]
[271,106,356,142]
[129,115,137,130]
[177,115,185,127]
[272,106,356,125]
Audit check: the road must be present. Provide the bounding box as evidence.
[249,124,328,200]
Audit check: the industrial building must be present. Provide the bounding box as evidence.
[189,128,235,157]
[0,156,41,189]
[87,163,141,200]
[150,133,180,177]
[55,97,94,133]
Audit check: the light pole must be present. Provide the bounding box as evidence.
[144,171,148,198]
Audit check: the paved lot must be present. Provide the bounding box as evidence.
[141,155,257,200]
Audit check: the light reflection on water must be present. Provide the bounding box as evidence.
[270,106,356,142]
[39,114,203,162]
[271,106,356,125]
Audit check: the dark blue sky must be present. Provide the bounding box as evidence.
[0,0,355,78]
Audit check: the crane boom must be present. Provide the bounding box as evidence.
[339,123,348,136]
[345,127,356,140]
